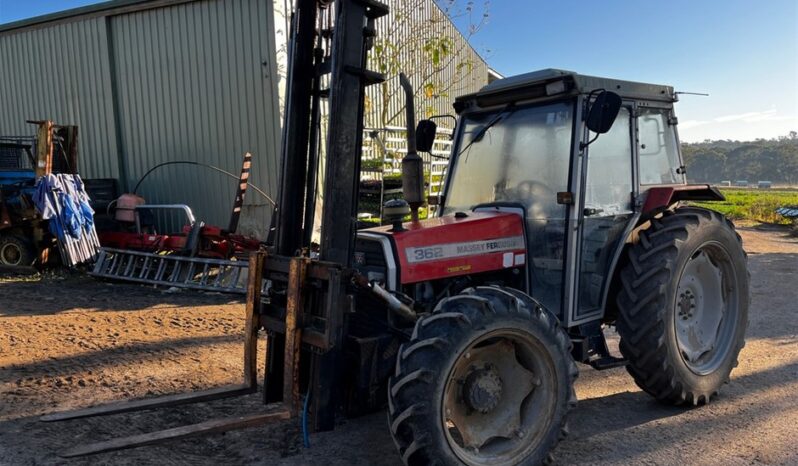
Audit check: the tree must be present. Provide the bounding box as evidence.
[682,135,798,185]
[369,0,490,129]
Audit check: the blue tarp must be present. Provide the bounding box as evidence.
[33,175,95,242]
[776,206,798,219]
[32,174,100,266]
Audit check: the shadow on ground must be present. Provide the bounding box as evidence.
[0,274,241,316]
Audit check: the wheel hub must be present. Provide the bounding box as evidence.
[675,247,730,373]
[443,334,555,463]
[463,365,503,414]
[1,243,22,266]
[677,289,696,320]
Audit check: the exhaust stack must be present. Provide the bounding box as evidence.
[398,73,425,222]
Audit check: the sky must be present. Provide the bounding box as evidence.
[446,0,798,142]
[1,0,796,142]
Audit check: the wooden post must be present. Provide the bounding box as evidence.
[227,152,252,234]
[33,120,54,178]
[64,125,79,174]
[283,257,308,416]
[243,250,265,389]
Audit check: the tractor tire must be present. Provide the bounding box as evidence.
[388,286,577,466]
[0,234,36,267]
[616,207,749,406]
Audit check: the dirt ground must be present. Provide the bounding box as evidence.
[1,225,796,465]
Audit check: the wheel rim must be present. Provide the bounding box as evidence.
[441,330,556,465]
[1,242,23,266]
[674,242,740,375]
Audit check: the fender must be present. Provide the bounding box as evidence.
[642,184,724,217]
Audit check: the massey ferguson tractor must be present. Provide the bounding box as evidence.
[44,0,748,464]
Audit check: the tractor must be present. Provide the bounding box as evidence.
[43,1,748,464]
[361,69,749,464]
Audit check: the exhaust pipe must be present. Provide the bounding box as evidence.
[398,73,425,222]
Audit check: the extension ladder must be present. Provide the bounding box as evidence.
[90,247,248,294]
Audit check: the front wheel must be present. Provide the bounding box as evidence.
[388,286,577,466]
[616,207,749,405]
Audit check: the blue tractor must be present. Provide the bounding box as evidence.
[0,121,78,268]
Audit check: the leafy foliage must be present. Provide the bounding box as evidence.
[369,0,489,129]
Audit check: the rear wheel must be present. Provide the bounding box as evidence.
[388,286,577,466]
[0,234,35,267]
[616,207,748,405]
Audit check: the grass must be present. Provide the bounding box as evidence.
[691,188,798,225]
[357,187,797,227]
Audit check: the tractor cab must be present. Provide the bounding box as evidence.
[420,69,690,325]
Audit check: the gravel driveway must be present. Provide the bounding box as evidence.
[1,226,796,465]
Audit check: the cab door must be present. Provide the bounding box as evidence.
[572,106,636,323]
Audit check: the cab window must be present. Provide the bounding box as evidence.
[638,109,684,185]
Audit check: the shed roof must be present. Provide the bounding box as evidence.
[0,0,193,34]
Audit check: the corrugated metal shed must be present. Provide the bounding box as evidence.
[0,0,281,236]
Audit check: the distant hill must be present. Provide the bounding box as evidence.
[681,133,798,185]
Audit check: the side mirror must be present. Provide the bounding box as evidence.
[416,119,437,152]
[586,91,622,134]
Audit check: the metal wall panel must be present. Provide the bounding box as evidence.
[109,0,280,234]
[0,0,281,236]
[0,17,120,179]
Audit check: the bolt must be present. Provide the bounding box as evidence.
[465,352,471,359]
[517,429,525,438]
[446,408,451,416]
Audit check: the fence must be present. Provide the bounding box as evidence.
[0,137,36,171]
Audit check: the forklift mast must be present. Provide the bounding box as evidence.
[267,0,389,430]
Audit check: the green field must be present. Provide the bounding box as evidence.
[691,188,798,225]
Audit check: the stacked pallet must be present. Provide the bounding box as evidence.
[33,174,100,267]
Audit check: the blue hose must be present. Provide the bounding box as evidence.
[302,391,311,448]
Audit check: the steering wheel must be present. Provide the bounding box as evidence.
[514,180,555,203]
[509,180,559,222]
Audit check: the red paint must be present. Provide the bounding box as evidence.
[642,184,724,215]
[365,211,526,284]
[99,224,262,259]
[642,187,676,214]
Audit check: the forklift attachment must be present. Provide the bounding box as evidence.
[59,409,291,458]
[39,384,256,422]
[43,251,341,457]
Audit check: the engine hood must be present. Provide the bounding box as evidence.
[360,211,526,284]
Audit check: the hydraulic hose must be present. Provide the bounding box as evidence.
[132,160,277,208]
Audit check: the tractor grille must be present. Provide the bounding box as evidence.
[354,236,389,285]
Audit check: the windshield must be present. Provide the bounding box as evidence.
[443,101,574,217]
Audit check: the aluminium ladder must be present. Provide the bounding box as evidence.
[90,247,248,294]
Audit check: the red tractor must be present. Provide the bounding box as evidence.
[352,69,749,464]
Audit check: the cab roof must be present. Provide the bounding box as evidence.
[455,68,676,111]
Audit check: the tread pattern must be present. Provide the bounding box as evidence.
[616,207,749,406]
[388,286,577,465]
